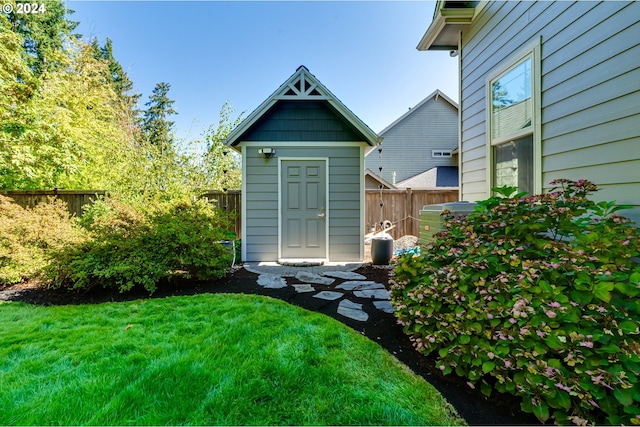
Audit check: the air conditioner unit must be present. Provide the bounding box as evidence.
[419,202,477,247]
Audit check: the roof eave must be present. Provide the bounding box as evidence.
[417,6,476,51]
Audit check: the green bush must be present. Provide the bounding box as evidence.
[47,198,236,293]
[390,180,640,425]
[0,195,88,286]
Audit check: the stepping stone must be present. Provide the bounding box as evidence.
[292,284,315,293]
[322,271,367,280]
[374,300,395,314]
[313,291,343,301]
[336,281,385,291]
[339,299,363,310]
[257,274,287,289]
[337,299,369,322]
[353,289,390,300]
[295,271,335,285]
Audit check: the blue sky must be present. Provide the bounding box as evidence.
[68,1,459,140]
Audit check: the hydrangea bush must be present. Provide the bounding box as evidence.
[390,180,640,425]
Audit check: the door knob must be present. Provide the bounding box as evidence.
[317,212,325,218]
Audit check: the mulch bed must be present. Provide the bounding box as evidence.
[3,265,541,426]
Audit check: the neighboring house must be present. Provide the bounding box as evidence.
[365,90,459,187]
[365,168,395,190]
[418,0,640,224]
[224,66,380,263]
[395,165,459,190]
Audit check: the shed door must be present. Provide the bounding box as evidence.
[281,160,327,259]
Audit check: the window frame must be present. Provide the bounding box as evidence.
[485,38,542,196]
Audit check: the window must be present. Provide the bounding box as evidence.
[494,135,533,195]
[487,39,541,195]
[432,149,452,158]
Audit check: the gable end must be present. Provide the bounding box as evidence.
[239,100,367,142]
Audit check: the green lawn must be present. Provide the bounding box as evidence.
[0,293,464,426]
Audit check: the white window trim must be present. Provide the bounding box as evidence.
[485,37,542,196]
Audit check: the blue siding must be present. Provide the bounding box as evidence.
[241,101,366,142]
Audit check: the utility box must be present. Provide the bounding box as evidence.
[419,202,477,247]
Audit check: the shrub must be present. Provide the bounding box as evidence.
[47,197,236,293]
[390,180,640,425]
[0,195,88,286]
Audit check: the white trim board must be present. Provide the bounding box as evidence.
[241,145,248,262]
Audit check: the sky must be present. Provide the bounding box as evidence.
[67,1,460,141]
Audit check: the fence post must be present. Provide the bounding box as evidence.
[405,187,413,236]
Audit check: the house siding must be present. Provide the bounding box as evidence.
[244,145,363,262]
[365,94,458,185]
[459,0,640,223]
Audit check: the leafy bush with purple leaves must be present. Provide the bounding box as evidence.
[390,180,640,425]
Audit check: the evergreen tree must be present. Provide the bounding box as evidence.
[101,38,140,110]
[141,82,177,150]
[5,0,78,75]
[89,37,141,130]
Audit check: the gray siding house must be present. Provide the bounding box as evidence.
[418,0,640,224]
[365,90,458,187]
[225,66,380,263]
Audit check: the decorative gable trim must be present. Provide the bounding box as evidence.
[276,67,329,100]
[225,66,380,148]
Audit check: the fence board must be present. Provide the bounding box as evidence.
[0,190,106,218]
[200,190,242,238]
[365,189,459,239]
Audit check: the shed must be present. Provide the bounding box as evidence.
[225,66,380,264]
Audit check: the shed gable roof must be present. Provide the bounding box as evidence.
[225,66,380,148]
[365,168,396,189]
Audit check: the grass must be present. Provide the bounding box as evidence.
[0,293,465,426]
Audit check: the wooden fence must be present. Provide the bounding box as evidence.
[1,188,458,240]
[0,190,106,218]
[200,188,459,240]
[200,190,242,238]
[365,188,459,239]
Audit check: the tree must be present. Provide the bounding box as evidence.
[89,37,140,112]
[89,36,141,138]
[202,102,242,191]
[0,13,36,128]
[5,0,78,75]
[0,38,136,190]
[141,82,177,150]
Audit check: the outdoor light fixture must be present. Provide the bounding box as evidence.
[258,148,275,159]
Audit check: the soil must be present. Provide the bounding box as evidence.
[2,265,542,426]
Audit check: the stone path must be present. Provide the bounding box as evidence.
[245,264,393,322]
